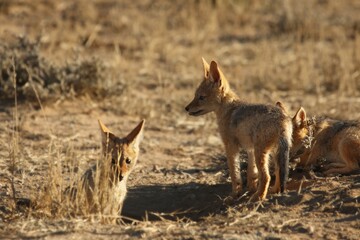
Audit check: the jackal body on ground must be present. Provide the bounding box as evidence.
[185,59,292,201]
[291,107,360,175]
[77,120,144,219]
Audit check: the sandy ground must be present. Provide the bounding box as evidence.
[0,1,360,239]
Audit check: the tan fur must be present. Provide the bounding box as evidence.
[291,107,360,175]
[80,119,145,221]
[185,59,293,201]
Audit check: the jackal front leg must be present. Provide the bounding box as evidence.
[225,145,242,197]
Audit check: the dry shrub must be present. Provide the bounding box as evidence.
[0,36,125,101]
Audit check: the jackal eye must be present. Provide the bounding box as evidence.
[199,95,206,101]
[125,158,131,164]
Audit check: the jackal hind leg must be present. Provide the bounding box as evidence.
[250,149,271,202]
[269,160,281,194]
[246,150,258,193]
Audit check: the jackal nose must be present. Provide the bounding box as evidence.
[185,106,189,112]
[119,174,124,181]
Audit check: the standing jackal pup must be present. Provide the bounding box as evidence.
[291,107,360,175]
[185,58,292,201]
[80,119,145,220]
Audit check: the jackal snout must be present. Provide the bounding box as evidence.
[184,97,210,116]
[111,158,127,182]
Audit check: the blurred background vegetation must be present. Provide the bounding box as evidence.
[0,0,359,110]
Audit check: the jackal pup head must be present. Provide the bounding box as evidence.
[290,107,311,159]
[98,119,145,183]
[185,58,230,116]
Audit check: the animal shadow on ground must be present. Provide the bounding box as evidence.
[123,154,231,221]
[122,182,230,221]
[122,161,311,222]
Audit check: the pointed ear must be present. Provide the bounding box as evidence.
[99,119,111,133]
[275,101,283,108]
[293,107,307,127]
[209,61,221,84]
[276,101,288,114]
[126,120,145,150]
[202,57,210,78]
[98,119,115,147]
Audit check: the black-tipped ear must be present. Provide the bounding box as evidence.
[126,120,145,150]
[202,57,210,78]
[293,107,307,127]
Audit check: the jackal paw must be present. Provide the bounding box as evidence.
[225,187,242,204]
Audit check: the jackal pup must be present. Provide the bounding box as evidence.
[185,58,292,201]
[291,107,360,175]
[78,119,145,219]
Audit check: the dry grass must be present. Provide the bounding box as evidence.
[1,0,360,239]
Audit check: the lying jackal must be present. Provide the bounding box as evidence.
[185,58,292,201]
[75,119,145,220]
[291,107,360,175]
